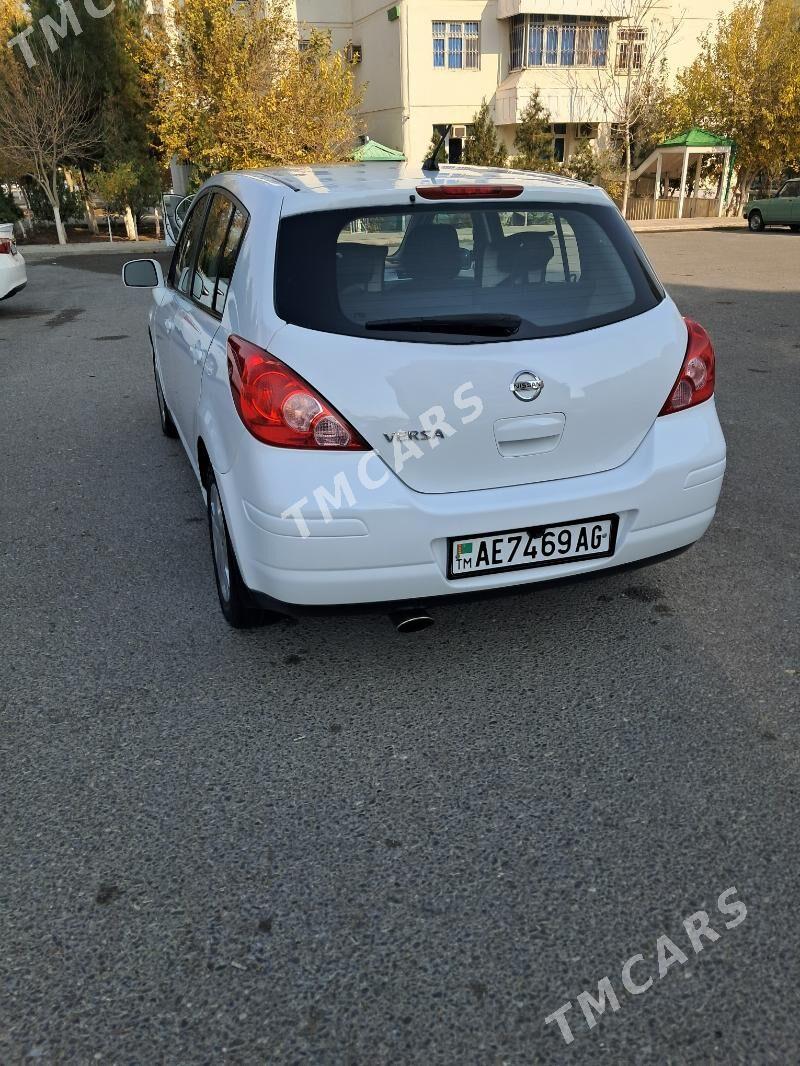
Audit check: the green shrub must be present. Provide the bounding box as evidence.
[0,184,21,224]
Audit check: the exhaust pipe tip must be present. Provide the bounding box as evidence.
[389,607,434,634]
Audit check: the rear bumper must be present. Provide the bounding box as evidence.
[250,543,695,617]
[218,400,726,608]
[0,255,27,299]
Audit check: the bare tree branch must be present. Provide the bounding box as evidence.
[558,0,683,215]
[0,52,99,244]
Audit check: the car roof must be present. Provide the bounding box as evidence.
[209,162,609,210]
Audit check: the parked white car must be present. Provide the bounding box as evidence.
[123,164,725,630]
[0,223,26,301]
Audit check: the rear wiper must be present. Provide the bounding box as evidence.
[365,314,522,337]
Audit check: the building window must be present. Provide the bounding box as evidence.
[560,21,576,66]
[552,123,566,162]
[465,21,480,69]
[431,124,472,164]
[529,15,543,65]
[433,21,445,67]
[433,20,481,69]
[510,14,525,69]
[448,23,463,68]
[509,14,608,70]
[616,26,647,71]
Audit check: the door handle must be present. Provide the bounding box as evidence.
[494,413,566,458]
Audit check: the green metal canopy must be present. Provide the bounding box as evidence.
[658,127,734,149]
[352,139,406,162]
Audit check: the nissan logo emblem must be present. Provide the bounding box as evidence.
[510,371,544,401]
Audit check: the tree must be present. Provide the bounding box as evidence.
[28,0,157,234]
[511,90,553,170]
[670,0,800,213]
[0,0,24,35]
[0,53,98,244]
[138,0,364,177]
[0,184,21,224]
[462,99,507,167]
[561,141,597,183]
[90,160,161,240]
[21,174,83,226]
[567,0,682,216]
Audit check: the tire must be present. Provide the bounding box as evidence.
[207,475,265,628]
[748,210,765,232]
[154,355,178,438]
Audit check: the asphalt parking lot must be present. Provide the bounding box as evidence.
[1,229,798,1064]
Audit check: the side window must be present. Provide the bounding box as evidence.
[213,206,248,314]
[172,195,208,295]
[192,194,235,310]
[779,181,799,198]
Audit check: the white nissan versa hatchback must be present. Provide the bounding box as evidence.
[122,164,725,630]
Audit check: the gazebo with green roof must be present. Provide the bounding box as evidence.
[629,127,734,220]
[352,138,406,163]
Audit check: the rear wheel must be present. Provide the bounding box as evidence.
[207,475,265,628]
[154,356,178,438]
[748,210,765,232]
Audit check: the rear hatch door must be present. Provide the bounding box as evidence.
[270,302,685,493]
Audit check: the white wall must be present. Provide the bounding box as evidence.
[292,0,742,165]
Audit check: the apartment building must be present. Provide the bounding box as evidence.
[292,1,739,166]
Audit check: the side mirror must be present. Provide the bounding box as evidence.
[122,258,164,288]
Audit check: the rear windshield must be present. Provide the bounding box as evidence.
[275,201,663,344]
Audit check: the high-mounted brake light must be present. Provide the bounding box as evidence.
[226,335,369,450]
[415,184,524,200]
[659,319,716,416]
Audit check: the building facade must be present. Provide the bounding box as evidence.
[292,1,738,167]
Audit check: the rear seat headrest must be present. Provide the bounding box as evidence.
[497,231,556,278]
[402,224,462,282]
[336,242,388,292]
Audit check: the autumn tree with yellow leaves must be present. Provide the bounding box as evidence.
[670,0,800,211]
[0,0,25,38]
[139,0,364,177]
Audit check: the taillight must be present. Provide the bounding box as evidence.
[226,335,368,450]
[416,184,523,200]
[659,319,716,416]
[0,239,13,255]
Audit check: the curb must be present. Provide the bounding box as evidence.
[629,219,745,234]
[20,240,166,261]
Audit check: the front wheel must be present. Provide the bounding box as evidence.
[748,210,765,232]
[207,475,265,628]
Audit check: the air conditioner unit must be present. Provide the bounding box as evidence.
[347,43,363,64]
[452,125,467,140]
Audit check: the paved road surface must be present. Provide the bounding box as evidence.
[1,231,798,1064]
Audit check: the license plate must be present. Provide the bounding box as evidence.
[447,515,618,580]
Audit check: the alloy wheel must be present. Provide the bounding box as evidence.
[209,484,231,603]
